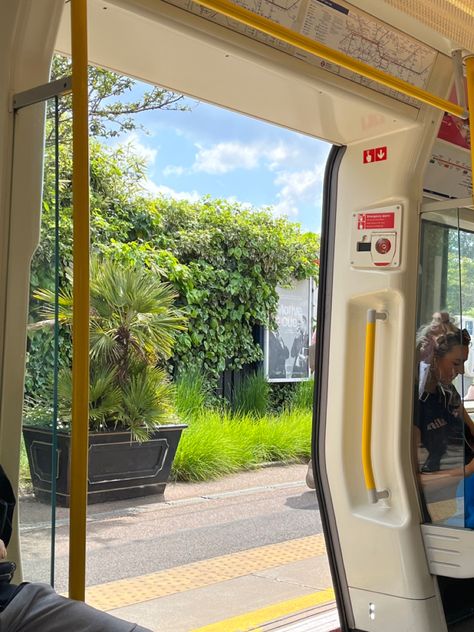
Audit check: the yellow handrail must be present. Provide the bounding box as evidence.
[465,55,474,206]
[69,0,90,601]
[192,0,466,119]
[362,310,388,504]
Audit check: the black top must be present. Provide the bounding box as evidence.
[0,465,25,611]
[0,466,15,548]
[416,386,462,473]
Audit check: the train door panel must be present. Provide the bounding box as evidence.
[315,189,474,629]
[0,0,64,578]
[314,121,457,629]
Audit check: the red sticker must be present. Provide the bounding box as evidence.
[363,146,387,163]
[363,149,376,164]
[357,212,395,230]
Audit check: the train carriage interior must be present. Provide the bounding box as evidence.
[3,0,474,630]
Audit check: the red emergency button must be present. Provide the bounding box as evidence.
[375,238,391,254]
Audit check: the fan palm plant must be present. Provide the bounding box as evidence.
[34,259,187,440]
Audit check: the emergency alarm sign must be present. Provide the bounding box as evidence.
[350,205,402,269]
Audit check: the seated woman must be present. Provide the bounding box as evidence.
[416,331,469,472]
[417,312,474,463]
[415,314,474,525]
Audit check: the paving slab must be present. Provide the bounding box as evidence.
[108,557,328,632]
[19,463,309,526]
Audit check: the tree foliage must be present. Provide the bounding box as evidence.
[48,55,188,142]
[27,138,318,394]
[443,228,474,318]
[26,64,319,400]
[98,195,319,378]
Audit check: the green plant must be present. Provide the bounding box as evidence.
[27,130,319,391]
[232,371,269,417]
[268,382,297,412]
[22,396,54,427]
[290,377,314,411]
[93,196,319,382]
[172,408,311,481]
[32,259,186,440]
[175,366,211,422]
[19,437,32,494]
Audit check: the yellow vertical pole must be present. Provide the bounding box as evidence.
[69,0,90,601]
[465,56,474,207]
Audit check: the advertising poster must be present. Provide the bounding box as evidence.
[264,279,313,382]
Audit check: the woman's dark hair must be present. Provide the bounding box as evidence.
[434,331,469,358]
[461,328,471,347]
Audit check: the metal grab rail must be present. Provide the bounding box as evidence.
[191,0,466,119]
[362,309,389,504]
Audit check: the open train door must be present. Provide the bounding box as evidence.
[312,7,474,630]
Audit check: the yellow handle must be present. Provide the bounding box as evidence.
[362,310,389,504]
[362,317,376,495]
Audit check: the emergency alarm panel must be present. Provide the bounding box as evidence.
[350,204,402,269]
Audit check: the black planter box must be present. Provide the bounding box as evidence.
[22,424,187,506]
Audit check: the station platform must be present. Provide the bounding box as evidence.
[21,463,338,631]
[86,531,337,631]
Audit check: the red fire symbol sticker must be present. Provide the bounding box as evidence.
[363,146,387,163]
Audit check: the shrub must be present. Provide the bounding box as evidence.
[268,382,297,412]
[175,366,211,422]
[232,372,269,417]
[171,411,247,481]
[31,259,187,441]
[172,408,311,481]
[290,377,314,410]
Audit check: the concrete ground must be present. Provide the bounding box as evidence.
[19,464,335,631]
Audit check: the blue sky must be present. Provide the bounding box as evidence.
[112,90,331,233]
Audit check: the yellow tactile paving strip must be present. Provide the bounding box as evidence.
[86,534,327,611]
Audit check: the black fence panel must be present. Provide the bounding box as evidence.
[216,325,264,404]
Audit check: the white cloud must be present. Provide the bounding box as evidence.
[272,163,325,218]
[193,142,260,174]
[191,141,293,174]
[115,132,158,165]
[163,165,185,177]
[141,178,200,203]
[265,144,292,171]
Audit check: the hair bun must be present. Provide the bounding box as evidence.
[432,311,451,324]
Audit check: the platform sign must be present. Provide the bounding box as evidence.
[264,279,313,383]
